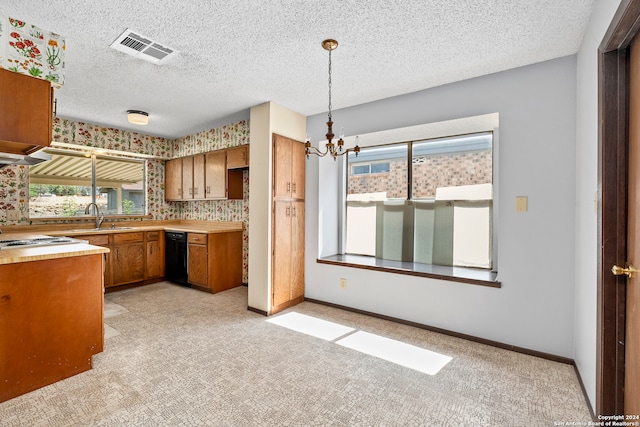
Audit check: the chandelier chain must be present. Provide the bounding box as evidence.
[328,48,332,120]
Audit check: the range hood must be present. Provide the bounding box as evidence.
[0,150,51,167]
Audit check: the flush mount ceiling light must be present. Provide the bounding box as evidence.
[305,39,360,160]
[127,110,149,125]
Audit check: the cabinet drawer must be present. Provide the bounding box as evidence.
[146,231,161,241]
[188,233,208,245]
[77,234,109,246]
[113,232,144,244]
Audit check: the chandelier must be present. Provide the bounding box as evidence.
[305,39,360,160]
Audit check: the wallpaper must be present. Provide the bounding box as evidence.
[0,118,250,282]
[0,14,66,86]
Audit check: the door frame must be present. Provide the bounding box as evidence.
[598,0,640,416]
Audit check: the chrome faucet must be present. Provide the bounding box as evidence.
[84,202,104,229]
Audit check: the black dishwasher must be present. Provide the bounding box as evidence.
[165,231,188,286]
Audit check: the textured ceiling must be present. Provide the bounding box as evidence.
[2,1,595,139]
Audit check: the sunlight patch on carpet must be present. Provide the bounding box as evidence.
[336,331,452,375]
[266,312,355,341]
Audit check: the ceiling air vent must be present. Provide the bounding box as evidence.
[110,29,178,64]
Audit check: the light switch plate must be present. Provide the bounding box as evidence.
[515,196,528,212]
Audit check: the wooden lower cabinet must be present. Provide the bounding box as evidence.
[146,231,165,279]
[112,242,145,286]
[0,254,104,403]
[109,232,144,287]
[77,231,165,288]
[187,231,242,293]
[188,233,208,287]
[272,200,305,311]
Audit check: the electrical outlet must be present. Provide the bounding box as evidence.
[340,278,347,289]
[6,210,20,221]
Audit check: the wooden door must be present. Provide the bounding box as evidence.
[272,201,292,307]
[182,156,194,199]
[625,37,640,415]
[205,151,226,198]
[192,154,206,199]
[291,201,305,300]
[273,134,293,198]
[165,158,183,200]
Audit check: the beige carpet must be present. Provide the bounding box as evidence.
[0,282,591,426]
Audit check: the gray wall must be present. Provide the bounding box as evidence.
[305,55,577,358]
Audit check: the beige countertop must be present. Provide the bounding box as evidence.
[0,220,243,265]
[0,233,109,265]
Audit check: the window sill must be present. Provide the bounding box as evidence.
[317,254,500,288]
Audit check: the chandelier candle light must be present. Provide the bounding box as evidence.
[305,39,360,160]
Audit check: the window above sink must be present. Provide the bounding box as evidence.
[29,149,147,220]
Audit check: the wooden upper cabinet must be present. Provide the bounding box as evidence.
[291,139,305,200]
[273,134,305,200]
[165,158,183,201]
[182,156,194,199]
[165,146,249,202]
[227,145,249,169]
[0,68,54,155]
[192,154,206,199]
[205,151,226,199]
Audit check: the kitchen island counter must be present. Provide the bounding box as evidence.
[0,232,109,265]
[0,236,107,403]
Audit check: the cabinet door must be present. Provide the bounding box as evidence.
[273,134,305,200]
[192,154,206,199]
[0,68,53,154]
[227,145,249,169]
[272,201,292,307]
[182,156,194,199]
[205,151,226,199]
[165,158,183,201]
[188,243,208,287]
[291,140,305,200]
[290,201,305,300]
[112,243,145,285]
[146,240,163,279]
[273,135,293,199]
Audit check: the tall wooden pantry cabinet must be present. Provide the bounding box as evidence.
[272,134,306,313]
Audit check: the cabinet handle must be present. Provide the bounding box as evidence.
[292,206,296,217]
[286,206,291,217]
[292,183,296,193]
[206,185,210,194]
[194,187,198,194]
[287,182,291,192]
